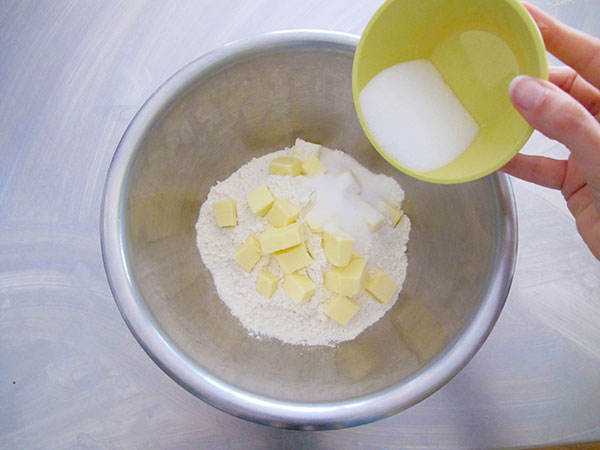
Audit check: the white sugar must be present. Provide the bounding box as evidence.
[308,149,403,255]
[359,59,479,173]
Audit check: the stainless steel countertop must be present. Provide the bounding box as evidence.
[1,1,599,448]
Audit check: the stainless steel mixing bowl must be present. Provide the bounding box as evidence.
[101,30,516,429]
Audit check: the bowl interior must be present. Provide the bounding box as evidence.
[353,0,548,183]
[121,39,506,404]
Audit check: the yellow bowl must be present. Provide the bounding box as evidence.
[353,0,548,184]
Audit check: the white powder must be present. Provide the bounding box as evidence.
[359,59,480,172]
[195,144,410,346]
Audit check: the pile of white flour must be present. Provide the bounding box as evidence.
[195,145,410,346]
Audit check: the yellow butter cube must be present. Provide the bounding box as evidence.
[323,231,354,266]
[384,201,403,227]
[301,155,327,177]
[246,184,274,216]
[234,236,261,272]
[323,295,359,325]
[334,171,361,195]
[324,257,367,296]
[366,216,385,231]
[323,268,343,293]
[269,156,302,176]
[357,201,385,231]
[343,258,368,293]
[257,222,303,254]
[265,198,300,227]
[303,209,324,233]
[293,138,321,157]
[274,244,313,274]
[213,199,237,228]
[282,273,315,305]
[256,270,280,298]
[366,268,398,304]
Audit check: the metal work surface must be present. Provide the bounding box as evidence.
[1,0,599,448]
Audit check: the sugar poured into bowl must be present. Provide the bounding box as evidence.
[359,59,480,173]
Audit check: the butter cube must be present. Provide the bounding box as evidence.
[301,155,327,177]
[357,200,385,231]
[258,222,303,254]
[274,244,313,274]
[383,201,403,227]
[269,156,302,176]
[323,231,354,267]
[367,216,385,231]
[293,138,321,158]
[256,270,280,298]
[303,208,324,233]
[213,199,237,228]
[344,258,368,293]
[324,257,367,296]
[335,171,361,195]
[323,295,359,325]
[246,184,274,216]
[282,273,315,305]
[323,268,343,294]
[366,268,398,304]
[265,198,300,227]
[234,236,261,272]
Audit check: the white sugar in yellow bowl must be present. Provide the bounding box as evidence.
[353,0,548,184]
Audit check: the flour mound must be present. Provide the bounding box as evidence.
[195,145,410,347]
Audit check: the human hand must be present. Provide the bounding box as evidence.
[502,2,600,261]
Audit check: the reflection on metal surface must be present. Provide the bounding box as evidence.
[392,298,449,363]
[1,0,599,448]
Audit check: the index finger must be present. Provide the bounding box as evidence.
[523,2,600,89]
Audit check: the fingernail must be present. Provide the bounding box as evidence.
[509,75,547,110]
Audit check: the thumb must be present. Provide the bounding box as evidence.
[508,75,600,191]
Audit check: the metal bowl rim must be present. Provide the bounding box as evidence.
[100,29,517,430]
